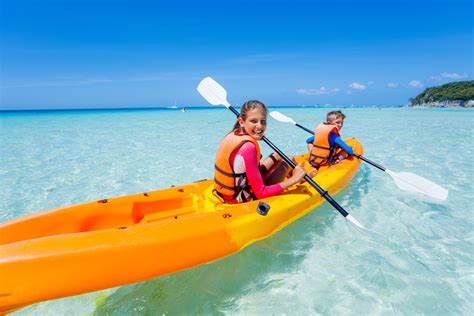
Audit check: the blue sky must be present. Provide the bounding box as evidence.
[1,0,472,110]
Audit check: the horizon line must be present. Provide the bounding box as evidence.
[0,104,406,112]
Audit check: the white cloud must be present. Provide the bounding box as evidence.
[409,80,423,88]
[441,72,468,79]
[427,76,442,83]
[348,82,366,90]
[296,86,340,96]
[296,88,324,96]
[367,80,375,86]
[386,82,399,88]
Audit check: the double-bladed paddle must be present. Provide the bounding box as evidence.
[197,76,365,230]
[269,110,449,202]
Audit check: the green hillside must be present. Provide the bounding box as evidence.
[410,81,474,105]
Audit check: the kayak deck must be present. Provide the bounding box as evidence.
[0,138,363,313]
[0,180,210,245]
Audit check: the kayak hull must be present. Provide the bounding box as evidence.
[0,139,363,313]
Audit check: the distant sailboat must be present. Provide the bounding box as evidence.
[169,99,178,109]
[169,99,187,111]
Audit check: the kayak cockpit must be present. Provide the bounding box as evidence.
[0,184,211,245]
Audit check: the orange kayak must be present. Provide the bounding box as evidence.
[0,139,363,313]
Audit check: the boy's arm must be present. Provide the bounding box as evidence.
[306,136,314,152]
[332,134,354,156]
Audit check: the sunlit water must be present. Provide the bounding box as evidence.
[1,107,473,315]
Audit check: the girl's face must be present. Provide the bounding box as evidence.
[328,116,344,130]
[238,107,267,140]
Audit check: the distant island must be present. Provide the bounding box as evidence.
[410,80,474,107]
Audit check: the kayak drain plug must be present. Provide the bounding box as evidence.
[257,202,270,216]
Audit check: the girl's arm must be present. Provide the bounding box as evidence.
[237,142,284,199]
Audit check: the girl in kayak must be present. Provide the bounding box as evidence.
[306,110,354,169]
[214,100,306,203]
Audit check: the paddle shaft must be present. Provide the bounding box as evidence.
[296,123,313,134]
[354,154,385,171]
[229,106,350,218]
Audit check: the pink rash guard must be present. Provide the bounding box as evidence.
[230,141,284,199]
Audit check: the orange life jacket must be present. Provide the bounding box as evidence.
[214,131,261,202]
[309,123,340,168]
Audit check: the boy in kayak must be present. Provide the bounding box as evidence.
[306,110,354,169]
[214,100,306,203]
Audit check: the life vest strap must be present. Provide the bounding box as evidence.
[214,173,257,203]
[310,154,330,159]
[236,173,257,202]
[214,177,235,191]
[313,144,331,150]
[214,164,245,178]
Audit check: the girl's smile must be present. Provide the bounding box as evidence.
[238,108,267,140]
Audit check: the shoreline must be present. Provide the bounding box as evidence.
[410,100,474,108]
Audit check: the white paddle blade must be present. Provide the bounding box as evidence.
[197,77,232,108]
[345,214,365,230]
[386,169,448,201]
[269,111,296,124]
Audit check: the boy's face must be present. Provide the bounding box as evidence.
[327,115,344,130]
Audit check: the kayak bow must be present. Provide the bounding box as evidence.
[0,142,362,313]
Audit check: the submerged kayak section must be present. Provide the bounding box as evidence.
[0,139,363,313]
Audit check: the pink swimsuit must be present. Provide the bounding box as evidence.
[230,141,284,199]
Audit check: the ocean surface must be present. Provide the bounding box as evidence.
[1,107,473,315]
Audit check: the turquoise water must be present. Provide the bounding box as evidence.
[1,107,473,315]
